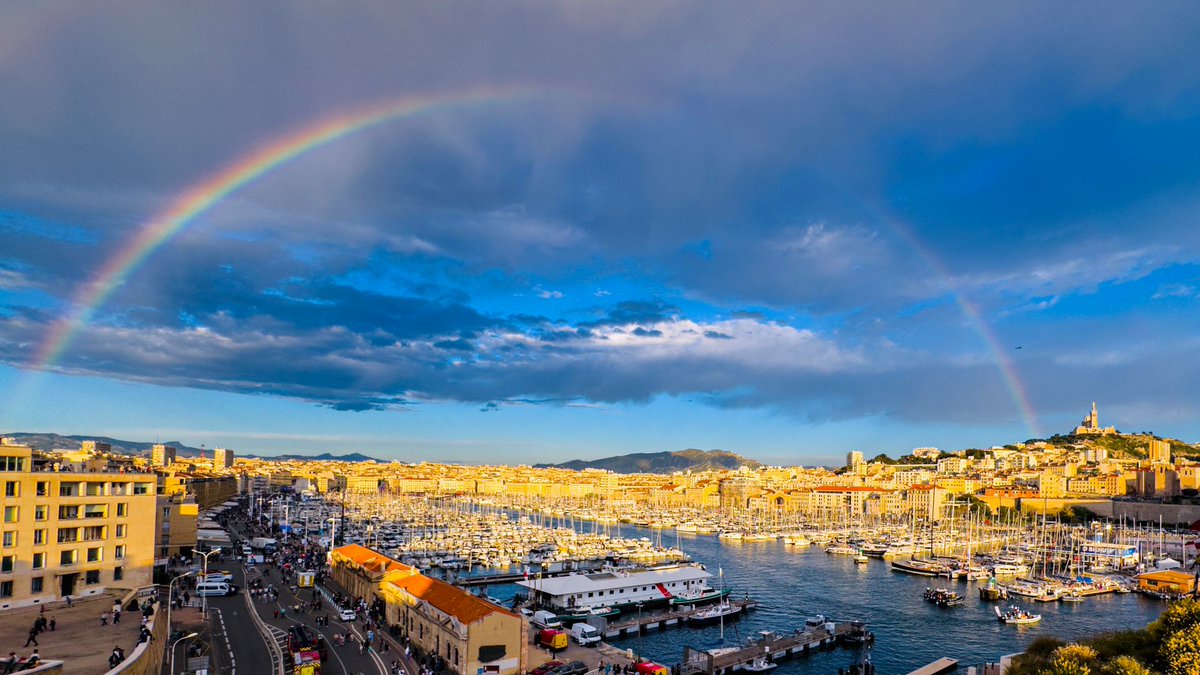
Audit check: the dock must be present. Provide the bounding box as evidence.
[681,622,862,675]
[907,657,959,675]
[601,599,759,639]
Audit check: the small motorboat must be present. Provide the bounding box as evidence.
[741,658,777,672]
[995,605,1042,624]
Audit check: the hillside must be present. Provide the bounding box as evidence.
[535,449,761,474]
[1044,432,1200,460]
[0,432,205,457]
[244,452,382,463]
[0,432,381,463]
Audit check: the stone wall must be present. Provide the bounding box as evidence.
[104,591,167,675]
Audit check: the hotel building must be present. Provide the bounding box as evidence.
[0,441,157,610]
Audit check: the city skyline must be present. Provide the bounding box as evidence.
[3,3,1200,464]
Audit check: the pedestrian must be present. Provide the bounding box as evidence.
[22,629,37,648]
[2,651,15,675]
[108,646,124,669]
[18,651,37,671]
[64,596,72,608]
[273,608,279,619]
[48,618,55,632]
[112,608,121,624]
[100,611,109,626]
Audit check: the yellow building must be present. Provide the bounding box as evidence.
[0,443,157,609]
[151,444,176,467]
[329,544,526,675]
[155,493,199,560]
[1137,570,1196,596]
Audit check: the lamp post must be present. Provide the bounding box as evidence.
[165,570,194,649]
[169,631,199,675]
[198,548,222,618]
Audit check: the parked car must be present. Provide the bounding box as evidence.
[528,661,564,675]
[548,661,588,675]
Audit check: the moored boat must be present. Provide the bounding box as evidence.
[687,601,743,626]
[890,558,950,577]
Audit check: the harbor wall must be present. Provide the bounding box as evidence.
[1018,498,1113,517]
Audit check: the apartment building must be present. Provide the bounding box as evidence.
[213,448,235,469]
[151,444,177,467]
[0,442,157,610]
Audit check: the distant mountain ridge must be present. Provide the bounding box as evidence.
[0,432,380,463]
[535,449,761,474]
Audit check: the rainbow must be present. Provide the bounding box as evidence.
[30,86,540,372]
[876,210,1043,438]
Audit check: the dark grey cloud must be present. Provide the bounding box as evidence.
[3,1,1200,434]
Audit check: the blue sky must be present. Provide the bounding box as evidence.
[2,2,1200,464]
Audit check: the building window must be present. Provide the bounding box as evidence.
[85,483,104,497]
[57,528,79,544]
[115,545,125,560]
[133,484,149,495]
[83,505,107,519]
[116,524,126,539]
[85,570,100,585]
[1,532,14,548]
[114,566,123,581]
[33,529,45,546]
[4,482,16,497]
[86,547,102,563]
[116,503,128,517]
[30,577,42,594]
[35,481,47,497]
[2,507,16,523]
[0,457,23,472]
[0,556,12,573]
[59,550,77,566]
[59,482,78,497]
[32,553,44,569]
[58,506,79,520]
[34,506,46,522]
[0,581,11,598]
[83,526,105,541]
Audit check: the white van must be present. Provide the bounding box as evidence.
[195,581,236,597]
[530,610,562,630]
[567,623,601,646]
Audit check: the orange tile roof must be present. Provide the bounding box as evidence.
[332,544,414,575]
[386,574,515,624]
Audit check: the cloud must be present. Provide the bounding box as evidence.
[1153,283,1198,300]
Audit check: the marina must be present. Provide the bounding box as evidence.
[277,493,1176,672]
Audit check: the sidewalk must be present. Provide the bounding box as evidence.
[0,593,148,674]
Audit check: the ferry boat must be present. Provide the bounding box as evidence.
[516,563,717,614]
[995,605,1041,624]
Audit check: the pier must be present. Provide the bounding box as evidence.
[601,599,759,639]
[680,622,860,675]
[907,657,959,675]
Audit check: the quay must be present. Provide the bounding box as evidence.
[454,569,587,587]
[907,657,959,675]
[680,621,858,675]
[603,599,759,639]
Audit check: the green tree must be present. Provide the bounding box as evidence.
[1150,597,1200,642]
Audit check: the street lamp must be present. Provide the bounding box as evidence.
[169,631,199,675]
[165,570,194,648]
[197,548,222,618]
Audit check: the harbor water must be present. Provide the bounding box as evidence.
[486,525,1167,674]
